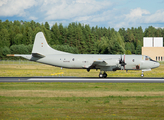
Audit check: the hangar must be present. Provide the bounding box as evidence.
[142,37,164,61]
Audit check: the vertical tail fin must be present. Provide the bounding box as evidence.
[32,32,70,55]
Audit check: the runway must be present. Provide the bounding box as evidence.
[0,77,164,83]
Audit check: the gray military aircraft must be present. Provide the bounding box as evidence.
[8,32,160,78]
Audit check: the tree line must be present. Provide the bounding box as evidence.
[0,20,164,59]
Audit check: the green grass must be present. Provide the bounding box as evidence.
[0,82,164,119]
[0,62,164,119]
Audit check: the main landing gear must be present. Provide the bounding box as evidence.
[99,72,107,78]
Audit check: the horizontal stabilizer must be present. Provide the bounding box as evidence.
[7,54,30,57]
[32,53,45,58]
[7,54,32,60]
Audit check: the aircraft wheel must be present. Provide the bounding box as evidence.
[99,73,103,78]
[99,72,107,78]
[103,72,107,78]
[141,71,144,77]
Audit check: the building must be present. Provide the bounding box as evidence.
[142,37,164,61]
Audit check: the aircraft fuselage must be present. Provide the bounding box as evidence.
[30,54,159,71]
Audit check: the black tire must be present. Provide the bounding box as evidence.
[103,73,107,78]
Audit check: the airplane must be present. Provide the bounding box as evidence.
[7,32,160,78]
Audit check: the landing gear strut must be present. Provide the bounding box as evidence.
[141,71,144,77]
[99,72,107,78]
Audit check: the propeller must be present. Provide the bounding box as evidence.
[119,54,126,70]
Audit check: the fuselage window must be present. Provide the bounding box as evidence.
[72,58,75,61]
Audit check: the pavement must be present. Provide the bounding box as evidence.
[0,77,164,83]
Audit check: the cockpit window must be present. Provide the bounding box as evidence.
[145,56,149,60]
[149,58,153,61]
[145,56,156,62]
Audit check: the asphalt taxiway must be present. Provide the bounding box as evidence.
[0,77,164,83]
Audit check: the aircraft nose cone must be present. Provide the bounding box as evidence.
[154,62,160,68]
[157,62,160,67]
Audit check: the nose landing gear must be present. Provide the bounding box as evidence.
[141,71,144,77]
[99,72,107,78]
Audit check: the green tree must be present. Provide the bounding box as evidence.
[96,36,111,54]
[125,28,135,42]
[144,26,156,37]
[27,27,34,44]
[119,28,126,42]
[44,22,50,30]
[2,46,10,56]
[13,20,21,26]
[155,28,162,37]
[10,44,28,54]
[51,23,60,45]
[3,20,11,29]
[26,44,33,54]
[14,33,24,45]
[116,32,125,49]
[42,25,51,45]
[59,23,64,44]
[0,47,3,58]
[30,20,36,30]
[67,23,75,47]
[0,20,3,31]
[52,45,79,54]
[34,27,42,35]
[134,26,143,47]
[126,50,132,54]
[0,29,10,47]
[14,26,20,34]
[135,45,141,54]
[125,42,135,54]
[111,41,125,54]
[75,24,84,53]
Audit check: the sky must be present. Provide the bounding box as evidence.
[0,0,164,30]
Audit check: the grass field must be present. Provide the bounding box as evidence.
[0,82,164,119]
[0,62,164,119]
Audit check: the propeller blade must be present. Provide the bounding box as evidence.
[119,54,126,70]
